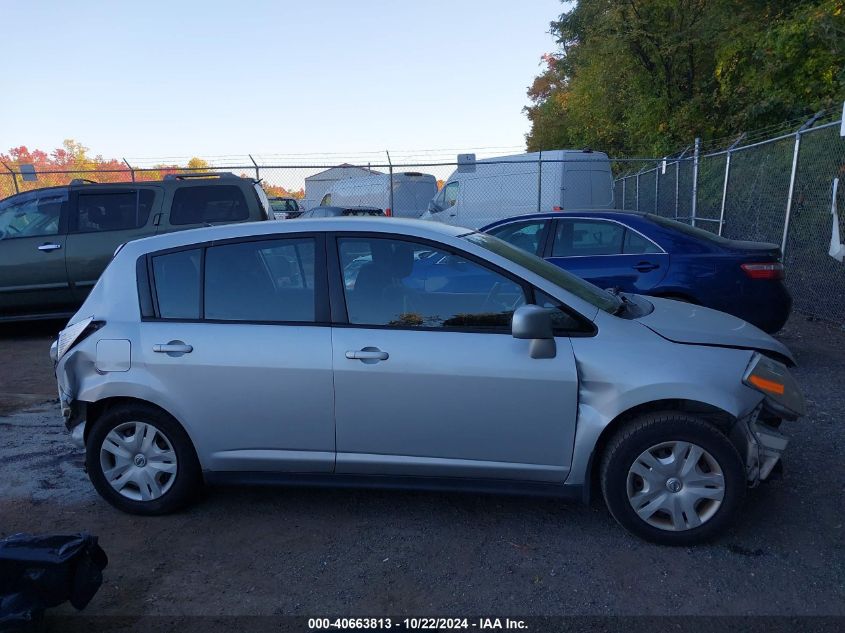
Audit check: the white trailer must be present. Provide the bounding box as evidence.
[421,150,614,229]
[319,172,438,219]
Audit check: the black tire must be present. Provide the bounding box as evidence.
[600,411,745,545]
[86,403,202,515]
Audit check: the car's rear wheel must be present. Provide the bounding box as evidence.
[600,412,745,545]
[86,404,201,515]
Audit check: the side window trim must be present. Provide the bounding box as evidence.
[327,231,533,332]
[551,217,665,257]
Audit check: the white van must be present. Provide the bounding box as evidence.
[319,172,438,219]
[420,150,614,229]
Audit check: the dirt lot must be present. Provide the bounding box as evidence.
[0,317,843,623]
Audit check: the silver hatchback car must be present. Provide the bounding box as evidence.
[52,218,804,544]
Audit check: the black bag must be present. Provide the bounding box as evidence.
[0,533,108,630]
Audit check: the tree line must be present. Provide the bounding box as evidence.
[524,0,845,157]
[0,140,304,200]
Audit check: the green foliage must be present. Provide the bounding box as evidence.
[525,0,845,156]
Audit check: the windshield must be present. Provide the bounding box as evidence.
[462,232,621,313]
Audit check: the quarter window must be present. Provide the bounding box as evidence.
[204,238,316,322]
[152,249,201,319]
[75,190,154,232]
[338,237,526,329]
[170,185,249,225]
[623,229,662,254]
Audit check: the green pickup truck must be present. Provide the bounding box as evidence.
[0,172,271,322]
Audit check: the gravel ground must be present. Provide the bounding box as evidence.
[0,316,843,623]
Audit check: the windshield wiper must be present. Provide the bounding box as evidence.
[607,287,630,315]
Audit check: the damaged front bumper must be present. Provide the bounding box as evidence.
[733,404,790,485]
[61,396,87,449]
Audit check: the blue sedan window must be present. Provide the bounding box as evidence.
[623,230,662,254]
[553,219,624,257]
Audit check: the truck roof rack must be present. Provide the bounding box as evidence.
[70,178,98,185]
[164,172,238,181]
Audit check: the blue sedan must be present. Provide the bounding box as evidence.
[482,211,791,333]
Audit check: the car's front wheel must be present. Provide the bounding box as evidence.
[600,412,746,545]
[86,403,201,515]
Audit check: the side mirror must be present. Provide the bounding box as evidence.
[512,305,556,359]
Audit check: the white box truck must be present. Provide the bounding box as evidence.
[420,149,614,229]
[318,172,438,219]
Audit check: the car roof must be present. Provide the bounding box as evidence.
[0,174,251,204]
[482,210,655,229]
[120,217,471,256]
[312,206,382,212]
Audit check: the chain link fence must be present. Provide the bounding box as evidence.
[616,117,845,325]
[1,154,648,228]
[3,125,843,324]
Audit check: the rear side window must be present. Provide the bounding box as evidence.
[75,190,155,232]
[152,249,201,319]
[553,219,624,256]
[170,185,249,225]
[204,238,316,322]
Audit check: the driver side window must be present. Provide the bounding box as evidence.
[443,182,459,207]
[0,191,66,240]
[338,237,526,330]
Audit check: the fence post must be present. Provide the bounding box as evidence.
[674,160,679,219]
[654,163,660,214]
[248,154,260,181]
[718,150,731,236]
[1,161,18,194]
[691,137,700,226]
[536,150,543,213]
[621,177,626,210]
[122,158,135,182]
[781,131,803,254]
[635,170,640,212]
[386,150,394,216]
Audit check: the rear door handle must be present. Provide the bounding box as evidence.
[153,342,193,355]
[38,243,62,252]
[345,348,389,361]
[633,262,660,272]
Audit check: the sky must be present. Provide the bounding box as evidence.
[1,0,565,165]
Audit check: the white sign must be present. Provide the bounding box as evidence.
[20,164,37,182]
[830,178,845,262]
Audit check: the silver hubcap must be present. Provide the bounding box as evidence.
[100,421,178,501]
[626,441,725,531]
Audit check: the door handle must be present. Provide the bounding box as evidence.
[153,342,193,355]
[38,243,62,252]
[633,262,660,272]
[345,348,389,361]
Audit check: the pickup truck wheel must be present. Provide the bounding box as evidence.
[600,412,745,545]
[86,404,201,515]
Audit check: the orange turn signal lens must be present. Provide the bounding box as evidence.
[748,374,785,395]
